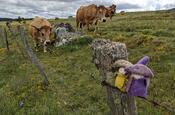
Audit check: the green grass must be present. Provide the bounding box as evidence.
[0,10,175,115]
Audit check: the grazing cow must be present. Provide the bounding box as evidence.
[29,17,52,52]
[105,4,116,19]
[120,11,125,15]
[76,4,108,32]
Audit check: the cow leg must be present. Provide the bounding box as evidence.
[34,40,39,52]
[80,23,82,29]
[80,23,84,32]
[94,20,99,33]
[32,33,39,51]
[86,23,90,31]
[43,41,47,53]
[76,22,79,31]
[43,43,47,53]
[84,19,89,31]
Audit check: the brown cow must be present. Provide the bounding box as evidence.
[29,17,52,52]
[105,4,116,19]
[76,4,108,32]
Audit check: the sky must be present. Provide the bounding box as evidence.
[0,0,174,18]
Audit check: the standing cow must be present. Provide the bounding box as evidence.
[76,4,108,32]
[29,17,52,52]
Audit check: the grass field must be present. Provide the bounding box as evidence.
[0,10,175,115]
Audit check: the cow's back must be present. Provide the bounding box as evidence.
[30,17,51,29]
[76,4,98,24]
[84,4,98,20]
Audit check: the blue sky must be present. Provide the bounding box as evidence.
[0,0,174,18]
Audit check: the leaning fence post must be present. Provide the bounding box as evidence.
[6,23,25,57]
[18,26,49,86]
[0,27,5,48]
[91,39,137,115]
[2,27,9,51]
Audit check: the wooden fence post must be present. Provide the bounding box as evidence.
[0,27,5,48]
[91,39,137,115]
[18,26,49,86]
[2,27,9,51]
[6,23,26,57]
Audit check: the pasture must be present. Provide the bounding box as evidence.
[0,10,175,115]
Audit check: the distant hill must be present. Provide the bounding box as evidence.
[0,18,32,22]
[0,18,14,22]
[168,8,175,11]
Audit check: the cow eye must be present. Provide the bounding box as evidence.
[41,33,44,36]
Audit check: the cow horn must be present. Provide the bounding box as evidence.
[31,25,41,32]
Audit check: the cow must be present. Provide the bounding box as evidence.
[120,11,125,15]
[105,4,116,19]
[76,4,108,32]
[29,17,52,52]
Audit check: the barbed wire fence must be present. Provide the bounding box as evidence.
[0,23,174,114]
[6,23,26,58]
[1,23,49,87]
[17,26,49,86]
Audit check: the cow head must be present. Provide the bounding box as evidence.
[40,26,52,45]
[97,5,108,22]
[32,25,52,45]
[106,4,116,19]
[109,4,116,14]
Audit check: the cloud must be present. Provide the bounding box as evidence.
[0,0,174,18]
[117,3,141,10]
[163,3,175,9]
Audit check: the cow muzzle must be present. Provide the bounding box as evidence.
[102,19,106,22]
[44,40,51,45]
